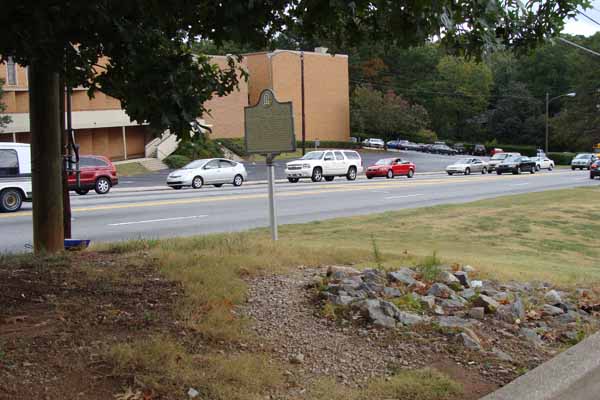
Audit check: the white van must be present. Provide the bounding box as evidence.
[0,142,32,212]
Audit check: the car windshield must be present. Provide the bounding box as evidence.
[300,151,324,160]
[182,159,209,169]
[491,153,508,160]
[576,154,591,159]
[375,159,393,165]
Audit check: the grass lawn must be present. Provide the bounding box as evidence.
[115,161,150,176]
[3,187,600,399]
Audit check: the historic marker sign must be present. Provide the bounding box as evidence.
[244,89,296,154]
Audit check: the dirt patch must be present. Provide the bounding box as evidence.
[0,252,182,400]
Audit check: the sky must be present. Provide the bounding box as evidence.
[562,1,600,36]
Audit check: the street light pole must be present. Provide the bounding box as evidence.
[545,91,576,153]
[545,92,549,154]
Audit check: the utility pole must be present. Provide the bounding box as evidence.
[545,92,549,154]
[300,51,306,156]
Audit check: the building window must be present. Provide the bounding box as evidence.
[6,57,16,85]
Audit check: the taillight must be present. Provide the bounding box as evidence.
[592,164,599,169]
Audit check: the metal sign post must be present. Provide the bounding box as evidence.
[266,153,278,240]
[244,89,295,241]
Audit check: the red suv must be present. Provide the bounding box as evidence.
[69,155,118,195]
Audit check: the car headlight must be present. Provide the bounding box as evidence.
[302,164,310,168]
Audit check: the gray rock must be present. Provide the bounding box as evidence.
[354,299,397,328]
[388,270,418,286]
[440,298,466,309]
[520,327,543,346]
[461,288,478,300]
[437,271,462,290]
[323,292,355,306]
[362,269,387,284]
[428,283,455,299]
[473,294,500,314]
[491,348,514,362]
[383,287,403,298]
[512,296,526,320]
[457,328,482,350]
[328,265,361,280]
[396,311,425,326]
[433,305,445,315]
[468,307,485,320]
[542,304,564,316]
[419,295,436,310]
[462,265,476,273]
[545,289,562,305]
[438,316,474,329]
[453,271,471,288]
[187,388,200,398]
[556,310,580,324]
[493,292,511,302]
[380,300,402,318]
[497,296,525,323]
[471,280,483,288]
[358,282,385,296]
[396,267,417,278]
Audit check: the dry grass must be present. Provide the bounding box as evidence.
[307,369,462,400]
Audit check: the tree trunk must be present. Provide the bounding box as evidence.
[28,63,64,254]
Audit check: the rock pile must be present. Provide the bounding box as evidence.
[318,265,599,352]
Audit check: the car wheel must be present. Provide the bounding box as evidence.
[407,169,414,178]
[324,176,334,182]
[497,171,502,175]
[386,169,394,179]
[530,167,535,174]
[536,164,541,171]
[367,176,373,179]
[482,167,487,174]
[571,166,576,170]
[346,166,357,181]
[311,167,323,182]
[288,178,299,183]
[172,186,182,190]
[233,174,244,187]
[516,167,521,175]
[0,189,23,212]
[75,189,89,195]
[549,164,554,171]
[214,184,223,187]
[94,177,111,194]
[447,172,453,176]
[465,167,471,175]
[580,167,584,170]
[590,174,595,180]
[191,176,203,189]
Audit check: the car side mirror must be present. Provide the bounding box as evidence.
[325,156,333,161]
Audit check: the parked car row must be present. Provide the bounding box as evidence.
[383,138,489,156]
[446,153,555,176]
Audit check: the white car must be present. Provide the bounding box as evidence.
[0,142,32,212]
[166,158,248,189]
[285,150,363,182]
[362,138,385,149]
[446,157,488,175]
[532,155,555,171]
[487,152,520,172]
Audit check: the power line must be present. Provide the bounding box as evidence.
[578,10,600,27]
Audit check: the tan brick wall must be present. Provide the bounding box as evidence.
[245,53,272,107]
[203,56,249,139]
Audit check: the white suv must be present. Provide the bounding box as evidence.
[285,150,363,183]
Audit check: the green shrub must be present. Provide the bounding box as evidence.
[175,137,223,159]
[548,152,576,165]
[216,138,247,157]
[413,129,438,143]
[164,154,191,169]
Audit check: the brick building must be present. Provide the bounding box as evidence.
[0,49,350,160]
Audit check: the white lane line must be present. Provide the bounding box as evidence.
[511,183,530,186]
[372,190,391,194]
[384,194,425,200]
[108,215,208,226]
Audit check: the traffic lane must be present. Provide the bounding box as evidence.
[3,169,586,213]
[0,171,594,252]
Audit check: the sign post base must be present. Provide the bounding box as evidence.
[266,153,278,241]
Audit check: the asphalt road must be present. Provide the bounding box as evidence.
[1,169,595,253]
[119,149,470,188]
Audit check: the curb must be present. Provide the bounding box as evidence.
[112,171,447,193]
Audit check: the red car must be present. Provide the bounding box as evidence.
[69,155,119,195]
[366,158,415,179]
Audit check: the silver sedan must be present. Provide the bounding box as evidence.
[166,158,248,189]
[446,158,488,175]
